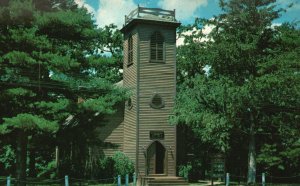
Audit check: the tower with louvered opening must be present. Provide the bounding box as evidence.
[121,6,180,178]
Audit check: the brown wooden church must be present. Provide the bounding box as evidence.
[99,6,187,185]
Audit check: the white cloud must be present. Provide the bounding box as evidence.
[96,0,137,28]
[158,0,208,21]
[202,24,214,35]
[176,35,184,46]
[177,24,214,46]
[74,0,96,15]
[271,23,282,28]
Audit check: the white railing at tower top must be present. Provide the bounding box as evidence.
[125,6,176,25]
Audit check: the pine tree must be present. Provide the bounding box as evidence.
[0,0,125,183]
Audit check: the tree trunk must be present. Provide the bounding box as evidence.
[55,146,60,177]
[247,120,256,185]
[16,130,28,186]
[29,147,36,178]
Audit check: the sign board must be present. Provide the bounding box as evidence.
[150,131,164,140]
[211,154,225,179]
[212,163,225,178]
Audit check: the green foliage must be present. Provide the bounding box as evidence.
[6,88,36,97]
[175,0,300,180]
[98,156,115,178]
[3,51,36,66]
[35,99,71,122]
[36,160,57,179]
[80,88,125,114]
[258,140,300,172]
[0,113,58,134]
[112,151,134,176]
[37,53,79,72]
[0,0,125,179]
[172,76,234,151]
[84,153,134,179]
[257,144,283,170]
[0,145,15,170]
[0,0,36,26]
[98,24,123,57]
[178,163,192,180]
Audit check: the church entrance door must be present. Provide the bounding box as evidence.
[147,141,166,175]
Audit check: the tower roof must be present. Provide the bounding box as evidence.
[121,6,181,33]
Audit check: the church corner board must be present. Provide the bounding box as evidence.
[100,6,181,178]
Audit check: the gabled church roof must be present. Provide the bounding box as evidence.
[114,80,123,88]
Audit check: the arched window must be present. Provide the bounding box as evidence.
[150,31,164,62]
[128,35,133,66]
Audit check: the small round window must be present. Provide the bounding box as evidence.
[150,94,164,109]
[127,98,133,110]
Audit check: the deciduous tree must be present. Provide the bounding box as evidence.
[173,0,299,184]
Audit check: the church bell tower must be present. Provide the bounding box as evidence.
[121,6,180,177]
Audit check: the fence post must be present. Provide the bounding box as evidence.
[133,172,136,186]
[226,173,230,186]
[117,175,121,186]
[262,173,265,186]
[6,176,11,186]
[125,174,129,186]
[65,175,69,186]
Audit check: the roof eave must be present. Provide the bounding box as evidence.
[120,19,181,33]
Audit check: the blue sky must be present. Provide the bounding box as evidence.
[75,0,300,28]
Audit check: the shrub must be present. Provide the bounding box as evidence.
[37,160,57,179]
[179,163,192,180]
[0,145,15,175]
[96,152,134,179]
[98,156,115,178]
[112,151,134,176]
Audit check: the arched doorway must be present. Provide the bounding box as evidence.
[147,141,166,175]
